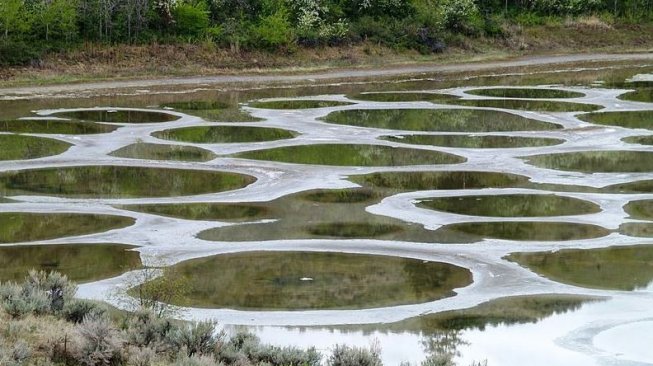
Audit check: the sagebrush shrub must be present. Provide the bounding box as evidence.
[173,353,222,366]
[63,299,107,324]
[0,283,49,318]
[127,309,178,353]
[126,345,157,366]
[327,344,382,366]
[75,314,125,366]
[169,321,221,357]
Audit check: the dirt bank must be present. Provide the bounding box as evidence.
[2,52,653,99]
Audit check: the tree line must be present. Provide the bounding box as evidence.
[1,0,652,64]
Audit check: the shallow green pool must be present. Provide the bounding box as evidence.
[0,166,255,198]
[109,143,216,162]
[382,134,564,148]
[144,251,472,310]
[507,245,653,290]
[0,135,71,160]
[0,212,134,243]
[322,109,562,132]
[0,244,142,283]
[233,144,466,166]
[417,194,600,217]
[153,125,296,143]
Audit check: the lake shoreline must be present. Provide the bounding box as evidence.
[2,51,653,99]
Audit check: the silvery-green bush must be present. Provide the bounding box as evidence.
[327,344,382,366]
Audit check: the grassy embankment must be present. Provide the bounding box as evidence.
[2,19,653,88]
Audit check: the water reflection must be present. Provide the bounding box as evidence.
[619,222,653,238]
[578,110,653,130]
[434,221,610,242]
[0,212,134,243]
[54,109,180,123]
[445,99,601,112]
[0,119,118,134]
[0,243,141,283]
[382,134,564,148]
[619,88,653,103]
[507,245,653,290]
[417,194,600,217]
[624,199,653,220]
[233,144,465,166]
[300,188,377,203]
[120,202,273,222]
[109,143,216,162]
[604,179,653,193]
[146,251,472,309]
[465,88,584,99]
[249,100,354,109]
[0,166,256,198]
[347,92,459,103]
[198,188,466,243]
[250,294,599,365]
[524,151,653,173]
[162,101,229,110]
[160,101,262,122]
[350,171,530,191]
[322,109,561,132]
[153,125,296,143]
[0,134,71,160]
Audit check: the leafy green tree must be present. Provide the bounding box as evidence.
[77,0,119,41]
[252,9,294,50]
[0,0,31,39]
[441,0,483,34]
[173,1,210,38]
[121,0,153,41]
[31,0,79,41]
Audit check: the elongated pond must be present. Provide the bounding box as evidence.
[2,61,653,366]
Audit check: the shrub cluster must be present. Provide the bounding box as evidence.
[2,0,652,65]
[0,270,392,366]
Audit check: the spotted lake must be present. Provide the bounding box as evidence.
[1,59,653,366]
